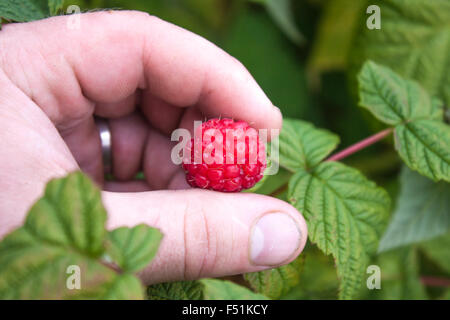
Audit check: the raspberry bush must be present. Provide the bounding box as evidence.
[0,0,449,301]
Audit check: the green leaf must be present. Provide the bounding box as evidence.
[0,0,47,23]
[147,279,268,300]
[24,171,107,257]
[288,161,390,299]
[48,0,64,16]
[147,281,204,300]
[201,279,269,300]
[379,167,450,252]
[420,233,450,274]
[358,61,450,182]
[106,224,162,273]
[280,246,339,300]
[278,119,340,172]
[366,247,427,300]
[263,0,305,46]
[244,256,304,299]
[358,61,443,125]
[351,0,450,106]
[0,172,153,299]
[394,120,450,182]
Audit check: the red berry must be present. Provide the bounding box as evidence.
[182,118,266,192]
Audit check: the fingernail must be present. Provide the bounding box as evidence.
[249,212,302,266]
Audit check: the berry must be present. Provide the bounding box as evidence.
[182,118,266,192]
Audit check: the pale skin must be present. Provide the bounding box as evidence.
[0,11,307,284]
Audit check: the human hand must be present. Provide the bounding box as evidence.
[0,11,307,284]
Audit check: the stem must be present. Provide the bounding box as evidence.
[326,128,393,162]
[421,276,450,288]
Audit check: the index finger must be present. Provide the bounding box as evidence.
[0,10,282,132]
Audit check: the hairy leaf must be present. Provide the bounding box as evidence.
[358,61,450,182]
[147,279,268,300]
[288,162,390,299]
[201,279,269,300]
[0,172,156,299]
[147,281,204,300]
[395,120,450,182]
[244,256,304,299]
[379,167,450,252]
[278,119,339,172]
[0,0,47,24]
[351,0,450,106]
[358,61,443,125]
[106,224,162,273]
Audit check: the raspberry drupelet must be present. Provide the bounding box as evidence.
[182,118,266,192]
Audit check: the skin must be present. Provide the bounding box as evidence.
[0,11,307,284]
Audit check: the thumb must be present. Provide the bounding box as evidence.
[102,189,308,284]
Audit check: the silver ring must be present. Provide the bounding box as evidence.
[95,117,112,174]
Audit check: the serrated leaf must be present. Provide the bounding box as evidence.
[394,120,450,182]
[0,171,149,299]
[244,256,304,299]
[420,233,450,274]
[147,281,204,300]
[48,0,64,16]
[106,224,162,273]
[288,161,390,299]
[351,0,450,106]
[358,61,450,182]
[201,279,269,300]
[24,171,107,257]
[0,0,47,23]
[278,119,340,172]
[358,61,443,125]
[379,167,450,252]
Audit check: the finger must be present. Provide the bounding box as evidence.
[58,116,104,185]
[109,112,148,181]
[95,93,137,119]
[0,11,282,133]
[102,190,308,284]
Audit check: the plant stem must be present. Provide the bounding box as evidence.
[421,276,450,288]
[326,128,393,162]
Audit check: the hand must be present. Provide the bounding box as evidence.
[0,11,307,284]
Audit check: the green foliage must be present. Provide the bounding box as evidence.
[308,0,367,75]
[277,119,339,172]
[244,256,304,299]
[0,172,162,299]
[0,0,47,27]
[363,247,427,300]
[147,279,268,300]
[48,0,65,16]
[106,225,162,273]
[289,161,390,299]
[358,61,450,182]
[379,167,450,252]
[351,0,450,106]
[420,233,450,274]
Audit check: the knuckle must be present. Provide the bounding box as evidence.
[182,195,218,279]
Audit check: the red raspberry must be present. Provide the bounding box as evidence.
[182,118,266,192]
